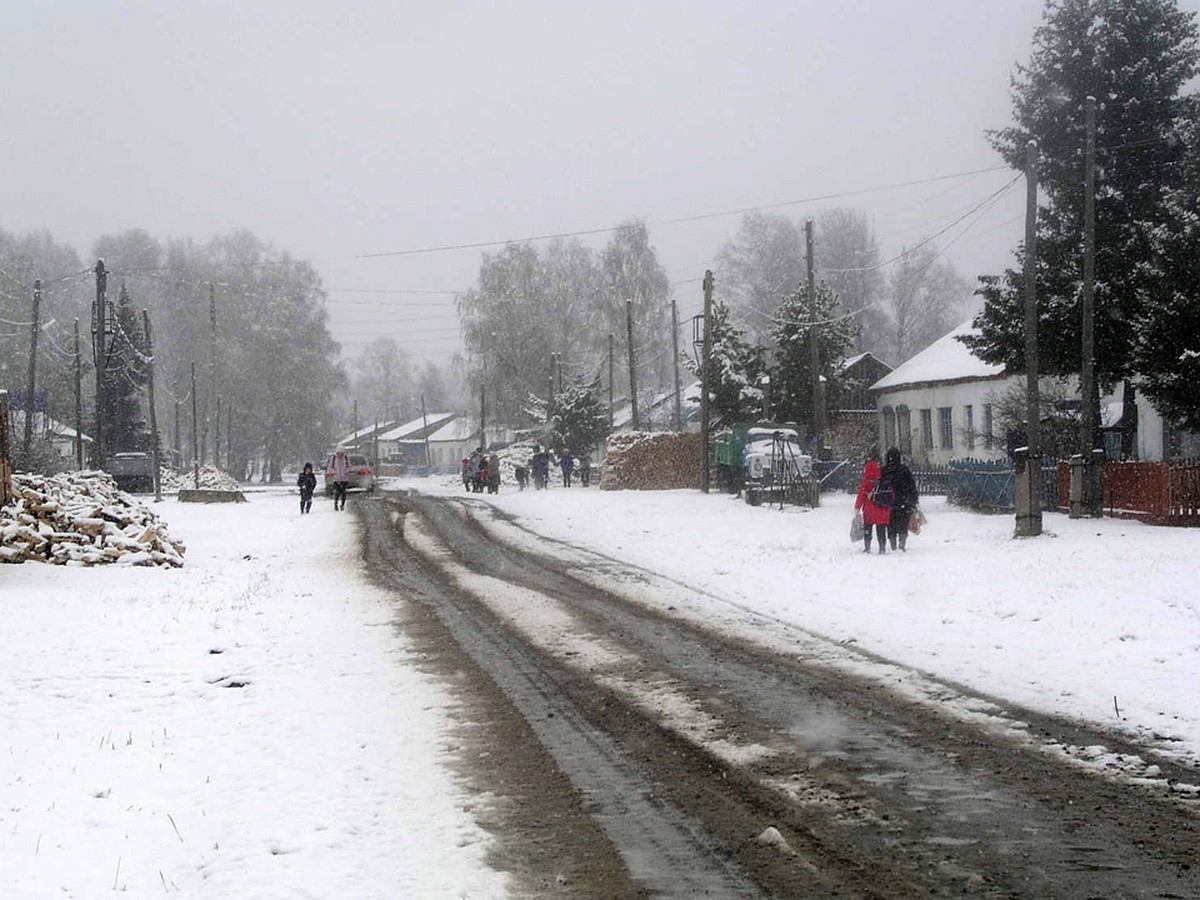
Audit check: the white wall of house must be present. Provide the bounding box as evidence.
[876,376,1014,466]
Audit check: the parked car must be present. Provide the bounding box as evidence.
[323,452,375,496]
[106,452,155,493]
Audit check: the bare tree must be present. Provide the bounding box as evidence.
[885,243,971,364]
[714,211,805,348]
[816,208,886,356]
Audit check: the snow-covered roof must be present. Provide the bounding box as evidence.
[377,413,456,442]
[8,410,92,443]
[426,417,480,443]
[870,321,1005,392]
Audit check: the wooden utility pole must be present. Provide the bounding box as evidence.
[352,399,359,448]
[142,310,162,502]
[1017,140,1043,537]
[208,283,217,466]
[1080,96,1101,517]
[173,397,181,468]
[191,362,200,489]
[480,385,487,449]
[626,299,639,431]
[806,220,826,453]
[608,335,615,428]
[226,403,233,478]
[671,292,683,430]
[23,279,42,460]
[73,319,83,470]
[700,270,714,493]
[93,260,108,466]
[421,395,432,469]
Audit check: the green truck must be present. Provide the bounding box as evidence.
[712,422,819,507]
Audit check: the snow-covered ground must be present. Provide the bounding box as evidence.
[0,488,508,899]
[415,475,1198,771]
[2,476,1196,896]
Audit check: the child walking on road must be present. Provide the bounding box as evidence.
[297,462,316,514]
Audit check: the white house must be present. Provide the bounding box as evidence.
[872,320,1194,464]
[870,321,1012,466]
[8,410,93,462]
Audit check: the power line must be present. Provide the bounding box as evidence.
[355,164,1013,260]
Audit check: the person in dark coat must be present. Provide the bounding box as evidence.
[531,446,550,489]
[854,457,891,554]
[577,452,592,487]
[559,449,574,487]
[882,446,919,551]
[297,462,317,514]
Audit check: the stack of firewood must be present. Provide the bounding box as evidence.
[599,432,705,491]
[159,465,240,492]
[0,471,186,567]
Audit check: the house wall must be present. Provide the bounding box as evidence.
[876,377,1014,466]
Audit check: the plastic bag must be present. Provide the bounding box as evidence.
[850,510,864,543]
[909,505,927,536]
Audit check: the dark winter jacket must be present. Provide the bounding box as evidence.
[297,470,317,497]
[881,448,918,512]
[855,460,892,526]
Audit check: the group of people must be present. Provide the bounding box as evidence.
[461,448,501,494]
[296,448,350,514]
[854,446,919,554]
[510,446,593,491]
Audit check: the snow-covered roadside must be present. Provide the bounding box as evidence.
[401,478,1199,769]
[0,489,508,899]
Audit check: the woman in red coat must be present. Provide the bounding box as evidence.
[855,458,892,554]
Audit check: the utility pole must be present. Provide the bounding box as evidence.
[1017,140,1043,537]
[352,399,359,448]
[421,395,432,469]
[93,260,108,467]
[174,396,181,470]
[142,310,162,502]
[626,299,639,431]
[671,292,683,430]
[700,270,714,493]
[806,220,826,455]
[608,335,615,429]
[191,362,200,489]
[226,403,233,478]
[208,283,217,466]
[73,319,83,470]
[23,279,41,460]
[480,385,487,449]
[1080,95,1102,517]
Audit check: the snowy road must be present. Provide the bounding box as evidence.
[366,487,1200,898]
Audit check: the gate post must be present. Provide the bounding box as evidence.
[1014,447,1043,536]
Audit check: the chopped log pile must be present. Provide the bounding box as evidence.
[600,432,705,491]
[160,465,240,492]
[1,471,186,567]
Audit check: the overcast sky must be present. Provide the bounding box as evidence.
[4,1,1196,368]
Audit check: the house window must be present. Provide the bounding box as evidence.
[964,404,975,452]
[897,406,912,455]
[920,409,933,450]
[882,406,896,451]
[983,403,994,449]
[938,407,953,450]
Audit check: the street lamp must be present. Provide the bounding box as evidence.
[760,375,771,422]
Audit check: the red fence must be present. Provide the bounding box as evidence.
[1057,460,1200,525]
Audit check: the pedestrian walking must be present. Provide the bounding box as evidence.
[559,449,574,487]
[297,462,317,514]
[577,452,592,487]
[329,448,350,510]
[488,452,501,494]
[514,464,529,490]
[882,447,919,551]
[531,446,550,490]
[854,455,892,554]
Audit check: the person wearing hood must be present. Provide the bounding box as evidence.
[329,449,350,510]
[882,446,919,551]
[854,454,891,554]
[297,462,317,515]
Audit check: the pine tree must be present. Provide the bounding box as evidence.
[769,283,858,435]
[544,381,610,452]
[684,300,767,424]
[100,282,150,454]
[965,0,1199,436]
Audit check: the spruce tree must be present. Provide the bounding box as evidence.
[769,283,858,437]
[684,300,767,424]
[100,282,150,454]
[964,0,1199,444]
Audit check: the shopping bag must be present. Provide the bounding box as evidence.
[909,505,927,536]
[850,511,864,543]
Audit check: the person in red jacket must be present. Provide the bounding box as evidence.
[855,457,892,555]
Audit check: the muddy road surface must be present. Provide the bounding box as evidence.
[359,489,1199,898]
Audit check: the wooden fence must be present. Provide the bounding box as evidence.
[1056,459,1200,525]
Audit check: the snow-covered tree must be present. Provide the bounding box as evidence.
[543,381,611,453]
[684,299,766,424]
[97,281,150,458]
[768,283,859,435]
[601,220,672,393]
[964,0,1200,451]
[715,212,805,348]
[816,208,886,354]
[885,242,972,364]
